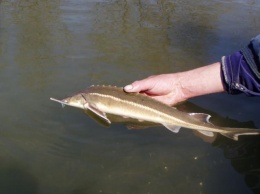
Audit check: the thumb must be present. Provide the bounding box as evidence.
[124,84,139,92]
[124,79,154,93]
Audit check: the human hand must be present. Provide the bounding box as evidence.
[124,63,225,106]
[124,73,186,106]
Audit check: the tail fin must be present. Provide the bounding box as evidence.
[189,113,260,141]
[221,128,260,141]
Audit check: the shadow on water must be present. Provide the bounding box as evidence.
[213,136,260,193]
[0,161,38,194]
[176,101,260,193]
[84,99,260,193]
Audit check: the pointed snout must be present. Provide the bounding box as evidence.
[50,94,87,110]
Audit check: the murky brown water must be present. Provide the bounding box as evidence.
[0,0,260,193]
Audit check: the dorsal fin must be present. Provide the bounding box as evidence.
[189,113,211,123]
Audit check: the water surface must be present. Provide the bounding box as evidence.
[0,0,260,193]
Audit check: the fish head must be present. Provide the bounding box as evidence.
[62,93,88,109]
[50,93,87,109]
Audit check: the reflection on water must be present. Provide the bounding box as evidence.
[0,0,260,193]
[91,0,176,73]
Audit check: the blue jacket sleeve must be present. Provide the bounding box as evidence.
[221,34,260,96]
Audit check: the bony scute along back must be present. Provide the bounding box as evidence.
[50,85,260,141]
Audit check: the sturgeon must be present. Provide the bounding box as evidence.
[50,85,260,141]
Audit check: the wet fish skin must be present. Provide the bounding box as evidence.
[50,85,260,141]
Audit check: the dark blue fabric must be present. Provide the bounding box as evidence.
[221,34,260,96]
[252,34,260,60]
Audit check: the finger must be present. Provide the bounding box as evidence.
[124,84,136,92]
[124,79,154,93]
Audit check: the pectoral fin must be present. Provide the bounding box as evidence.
[162,123,181,133]
[84,110,110,127]
[84,103,111,124]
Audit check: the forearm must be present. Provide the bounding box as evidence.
[179,34,260,99]
[178,62,225,100]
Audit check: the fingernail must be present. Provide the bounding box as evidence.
[124,85,133,91]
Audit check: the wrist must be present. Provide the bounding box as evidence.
[177,62,225,101]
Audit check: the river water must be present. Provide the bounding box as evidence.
[0,0,260,193]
